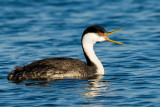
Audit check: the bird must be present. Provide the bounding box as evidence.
[8,25,125,82]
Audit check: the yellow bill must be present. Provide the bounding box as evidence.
[104,28,125,45]
[105,39,125,45]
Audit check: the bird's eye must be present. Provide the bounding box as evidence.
[99,33,103,36]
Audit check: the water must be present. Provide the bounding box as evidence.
[0,0,160,106]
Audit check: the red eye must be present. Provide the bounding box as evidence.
[99,33,103,36]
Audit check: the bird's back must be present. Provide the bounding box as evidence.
[8,57,97,81]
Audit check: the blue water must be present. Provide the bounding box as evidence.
[0,0,160,106]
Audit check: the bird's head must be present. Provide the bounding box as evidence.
[82,25,125,45]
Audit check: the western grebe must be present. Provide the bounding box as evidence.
[8,25,125,81]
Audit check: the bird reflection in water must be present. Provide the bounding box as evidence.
[82,75,112,98]
[9,75,113,98]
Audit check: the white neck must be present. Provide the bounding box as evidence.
[82,33,104,75]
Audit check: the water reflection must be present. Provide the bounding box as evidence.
[83,76,112,98]
[9,80,53,87]
[9,75,112,98]
[10,75,111,89]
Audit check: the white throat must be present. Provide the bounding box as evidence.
[82,33,105,75]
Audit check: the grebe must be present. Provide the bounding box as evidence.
[8,25,125,81]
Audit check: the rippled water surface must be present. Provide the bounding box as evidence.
[0,0,160,106]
